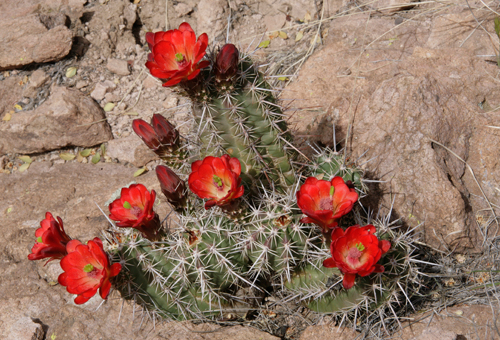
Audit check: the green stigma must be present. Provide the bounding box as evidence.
[330,186,335,196]
[355,243,365,252]
[213,175,223,187]
[36,237,43,243]
[175,53,184,62]
[123,201,132,209]
[83,264,94,273]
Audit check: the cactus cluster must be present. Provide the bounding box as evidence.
[104,23,426,328]
[28,22,431,337]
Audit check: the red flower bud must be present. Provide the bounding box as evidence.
[296,176,358,233]
[152,114,179,146]
[132,119,161,150]
[215,44,239,82]
[132,115,180,157]
[323,225,391,290]
[145,22,210,87]
[188,155,244,209]
[28,212,71,264]
[156,165,187,209]
[108,184,162,240]
[58,237,121,304]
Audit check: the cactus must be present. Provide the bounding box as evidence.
[27,22,433,337]
[102,23,429,328]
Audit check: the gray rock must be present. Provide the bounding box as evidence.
[107,58,130,76]
[0,86,113,155]
[0,14,73,71]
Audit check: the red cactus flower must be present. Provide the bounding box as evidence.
[296,176,358,233]
[215,44,239,82]
[132,114,179,157]
[188,155,244,209]
[156,165,187,209]
[28,212,71,263]
[323,225,391,290]
[145,22,210,87]
[108,184,162,240]
[58,238,121,304]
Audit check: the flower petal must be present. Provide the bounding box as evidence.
[342,273,356,289]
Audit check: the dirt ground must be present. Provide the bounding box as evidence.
[1,0,500,339]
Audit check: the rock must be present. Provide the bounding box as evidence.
[410,327,457,340]
[107,58,131,76]
[285,14,500,250]
[39,13,70,29]
[134,144,159,167]
[425,11,496,55]
[0,0,87,22]
[22,70,50,98]
[143,75,160,89]
[106,135,158,166]
[300,325,358,340]
[377,0,417,13]
[5,316,45,340]
[196,0,228,40]
[174,2,194,17]
[123,4,137,30]
[397,304,498,339]
[90,80,117,101]
[0,14,73,71]
[157,323,280,340]
[0,86,113,155]
[0,76,23,117]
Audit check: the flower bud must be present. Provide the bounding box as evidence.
[132,116,181,158]
[152,114,179,147]
[214,44,239,82]
[156,165,187,210]
[132,119,161,150]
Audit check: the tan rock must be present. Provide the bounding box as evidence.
[0,14,73,71]
[196,0,228,39]
[0,86,113,155]
[106,135,158,166]
[107,58,131,76]
[0,76,23,117]
[22,69,50,98]
[300,325,358,339]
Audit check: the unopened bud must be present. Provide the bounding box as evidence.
[132,119,161,150]
[152,114,179,147]
[156,165,187,210]
[214,44,239,82]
